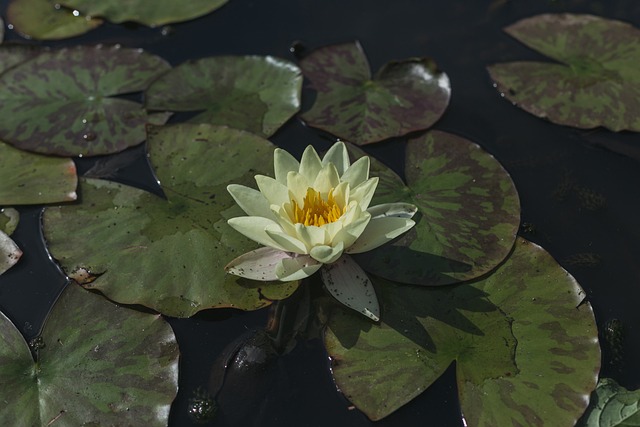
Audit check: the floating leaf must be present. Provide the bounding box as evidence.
[579,378,640,427]
[0,44,42,74]
[0,208,19,236]
[488,14,640,132]
[0,230,21,275]
[43,124,299,317]
[7,0,103,40]
[299,41,451,145]
[146,56,302,138]
[352,130,520,285]
[0,283,179,426]
[325,238,600,424]
[58,0,227,26]
[0,16,4,42]
[0,45,171,157]
[0,142,77,205]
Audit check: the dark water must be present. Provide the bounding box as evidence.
[0,0,639,426]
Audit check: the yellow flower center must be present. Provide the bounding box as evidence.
[291,187,345,226]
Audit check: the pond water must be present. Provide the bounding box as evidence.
[0,0,638,426]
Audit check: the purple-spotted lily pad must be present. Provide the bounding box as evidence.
[7,0,103,40]
[0,283,179,426]
[58,0,227,26]
[578,378,640,426]
[488,14,640,132]
[299,41,451,145]
[325,238,600,424]
[352,130,520,286]
[0,45,171,157]
[0,45,42,74]
[145,56,302,138]
[43,124,299,317]
[0,142,77,205]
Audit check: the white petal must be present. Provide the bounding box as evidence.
[225,247,290,281]
[255,175,289,206]
[274,148,300,184]
[276,256,322,281]
[287,171,310,205]
[322,141,350,175]
[331,181,350,210]
[227,216,288,251]
[299,145,323,183]
[227,184,275,220]
[310,241,344,264]
[350,177,379,211]
[265,229,308,254]
[321,255,379,322]
[332,213,371,248]
[312,163,341,195]
[346,217,415,254]
[368,202,418,219]
[341,156,370,188]
[295,224,328,250]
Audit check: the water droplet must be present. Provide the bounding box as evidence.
[83,132,97,141]
[81,118,88,124]
[72,9,80,16]
[54,3,61,9]
[78,153,84,158]
[289,40,306,58]
[161,25,174,36]
[7,24,13,30]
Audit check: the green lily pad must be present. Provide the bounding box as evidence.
[0,45,43,74]
[0,142,77,205]
[0,283,179,426]
[488,14,640,132]
[579,378,640,426]
[58,0,227,26]
[0,45,172,157]
[299,41,451,145]
[325,238,600,424]
[145,56,302,138]
[0,208,19,236]
[43,124,299,317]
[0,230,21,275]
[352,130,520,286]
[7,0,103,40]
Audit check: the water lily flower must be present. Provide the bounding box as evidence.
[225,141,417,321]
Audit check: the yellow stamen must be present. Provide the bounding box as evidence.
[291,187,346,226]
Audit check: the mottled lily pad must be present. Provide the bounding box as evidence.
[43,124,299,317]
[353,130,520,285]
[0,45,171,157]
[7,0,103,40]
[0,230,21,275]
[488,14,640,132]
[299,41,451,145]
[0,44,43,74]
[579,378,640,427]
[0,283,179,426]
[145,56,302,138]
[0,142,77,205]
[325,238,600,424]
[58,0,227,26]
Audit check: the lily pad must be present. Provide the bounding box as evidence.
[0,142,77,205]
[7,0,103,40]
[325,238,600,424]
[0,45,172,157]
[0,230,21,275]
[488,14,640,132]
[0,45,43,74]
[0,283,179,426]
[145,56,302,138]
[58,0,227,26]
[43,124,299,317]
[352,130,520,286]
[579,378,640,427]
[299,41,451,145]
[0,208,19,236]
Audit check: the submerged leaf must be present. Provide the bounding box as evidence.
[0,45,171,157]
[300,41,451,145]
[325,238,600,424]
[488,14,640,132]
[146,56,302,137]
[59,0,227,26]
[0,142,77,205]
[579,378,640,427]
[7,0,103,40]
[43,124,299,317]
[352,131,520,286]
[0,283,179,426]
[0,230,21,275]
